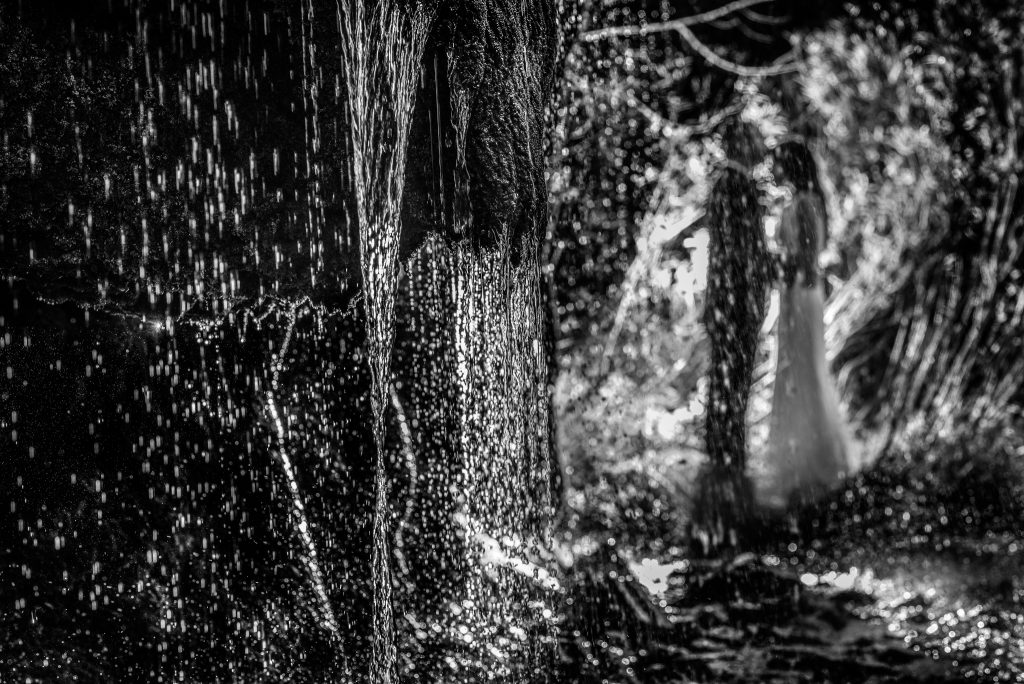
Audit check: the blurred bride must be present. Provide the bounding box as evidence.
[762,141,855,508]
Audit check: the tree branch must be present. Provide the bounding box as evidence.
[581,0,779,41]
[580,0,799,78]
[675,22,799,77]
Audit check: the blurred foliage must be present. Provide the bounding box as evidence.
[820,4,1024,447]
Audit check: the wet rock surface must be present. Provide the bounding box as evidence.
[557,439,1024,683]
[559,551,963,683]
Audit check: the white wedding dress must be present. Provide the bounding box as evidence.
[761,192,854,508]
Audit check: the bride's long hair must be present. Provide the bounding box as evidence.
[772,140,822,197]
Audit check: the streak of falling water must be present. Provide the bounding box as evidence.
[390,386,419,581]
[337,2,434,681]
[396,232,557,681]
[264,301,339,637]
[450,235,557,681]
[453,239,554,538]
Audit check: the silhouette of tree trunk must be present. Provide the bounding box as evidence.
[690,121,773,551]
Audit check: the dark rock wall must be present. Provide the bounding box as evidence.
[1,0,562,312]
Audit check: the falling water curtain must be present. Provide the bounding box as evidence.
[0,0,567,681]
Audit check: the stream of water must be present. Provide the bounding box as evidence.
[336,2,434,681]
